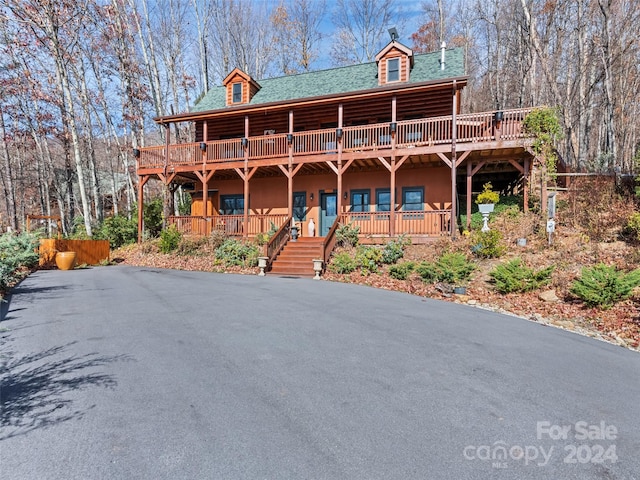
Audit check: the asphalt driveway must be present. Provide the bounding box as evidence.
[1,266,639,479]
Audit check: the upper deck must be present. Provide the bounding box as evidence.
[137,108,533,175]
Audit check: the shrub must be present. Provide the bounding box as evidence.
[254,232,270,246]
[209,229,227,250]
[176,236,208,256]
[215,238,260,267]
[0,231,39,290]
[381,235,411,264]
[143,198,164,238]
[416,252,475,284]
[570,263,640,309]
[476,182,500,205]
[489,258,554,294]
[470,230,505,258]
[99,215,138,249]
[329,251,357,274]
[388,261,415,280]
[355,245,382,275]
[622,212,640,243]
[159,225,182,253]
[335,222,360,247]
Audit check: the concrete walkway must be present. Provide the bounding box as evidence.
[1,266,639,479]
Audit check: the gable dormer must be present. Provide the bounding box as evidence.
[375,41,414,86]
[222,68,261,106]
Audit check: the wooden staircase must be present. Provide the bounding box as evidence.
[269,237,323,276]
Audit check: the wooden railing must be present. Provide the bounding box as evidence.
[266,215,292,265]
[322,217,341,268]
[395,210,451,236]
[168,216,210,235]
[342,124,391,152]
[340,212,390,235]
[247,213,289,235]
[139,108,534,169]
[339,210,451,236]
[168,213,289,237]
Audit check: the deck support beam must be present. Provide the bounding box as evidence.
[137,175,149,243]
[464,160,487,230]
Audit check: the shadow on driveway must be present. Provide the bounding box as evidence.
[0,341,130,440]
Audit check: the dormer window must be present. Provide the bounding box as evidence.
[375,40,414,86]
[232,83,242,103]
[387,58,400,82]
[223,68,260,106]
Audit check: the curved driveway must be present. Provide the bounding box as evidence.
[1,266,639,479]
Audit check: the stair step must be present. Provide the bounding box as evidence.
[270,267,315,276]
[269,236,325,277]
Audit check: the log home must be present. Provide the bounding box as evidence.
[136,40,535,275]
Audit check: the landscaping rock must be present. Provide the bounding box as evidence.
[538,289,560,303]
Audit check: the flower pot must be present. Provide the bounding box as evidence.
[312,259,323,280]
[477,203,495,214]
[55,251,76,270]
[257,256,268,276]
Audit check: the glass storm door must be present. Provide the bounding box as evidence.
[320,192,337,236]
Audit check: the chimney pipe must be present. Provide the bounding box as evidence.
[441,42,446,71]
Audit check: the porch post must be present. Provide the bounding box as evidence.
[201,122,208,222]
[287,168,293,218]
[201,173,209,218]
[450,81,457,238]
[390,158,396,237]
[244,115,250,237]
[337,104,343,215]
[523,157,530,213]
[466,161,472,231]
[288,110,294,218]
[243,170,249,237]
[137,175,149,243]
[163,124,170,230]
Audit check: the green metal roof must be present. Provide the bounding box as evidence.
[192,47,465,113]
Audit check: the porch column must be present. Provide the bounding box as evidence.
[337,104,343,215]
[466,162,472,231]
[137,175,149,243]
[523,157,530,213]
[201,174,208,219]
[450,81,458,238]
[244,115,250,237]
[390,158,396,237]
[243,170,249,237]
[288,110,294,217]
[163,124,171,230]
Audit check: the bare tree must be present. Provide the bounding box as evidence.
[330,0,400,65]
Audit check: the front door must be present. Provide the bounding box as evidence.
[320,192,337,236]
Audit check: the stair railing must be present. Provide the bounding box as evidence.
[321,217,341,270]
[266,215,292,268]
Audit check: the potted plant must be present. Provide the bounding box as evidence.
[476,182,499,232]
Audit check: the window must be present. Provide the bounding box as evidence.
[220,194,244,214]
[376,188,391,215]
[402,186,424,219]
[293,191,306,221]
[387,58,400,82]
[350,190,370,213]
[232,83,242,103]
